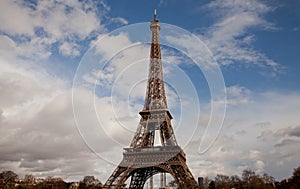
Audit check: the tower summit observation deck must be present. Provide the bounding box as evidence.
[103,9,199,189]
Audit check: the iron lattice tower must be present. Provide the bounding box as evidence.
[104,9,199,189]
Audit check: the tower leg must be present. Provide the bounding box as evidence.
[150,176,153,189]
[160,173,163,188]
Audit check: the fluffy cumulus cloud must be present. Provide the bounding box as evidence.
[59,42,80,57]
[0,57,131,181]
[0,0,114,60]
[184,86,300,179]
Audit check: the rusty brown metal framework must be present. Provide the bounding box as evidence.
[103,9,199,189]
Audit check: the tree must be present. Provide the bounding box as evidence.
[229,175,242,189]
[0,170,19,183]
[292,166,300,180]
[83,176,100,186]
[290,166,300,188]
[44,176,67,189]
[23,174,36,184]
[202,176,210,189]
[262,172,276,189]
[208,181,215,189]
[241,169,265,189]
[0,171,19,189]
[262,173,275,184]
[242,169,255,184]
[79,176,102,189]
[214,174,230,189]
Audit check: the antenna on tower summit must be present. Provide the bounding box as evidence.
[154,8,157,21]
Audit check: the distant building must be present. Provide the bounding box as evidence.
[198,177,204,186]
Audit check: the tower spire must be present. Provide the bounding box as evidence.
[144,8,167,111]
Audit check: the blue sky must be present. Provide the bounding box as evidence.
[0,0,300,185]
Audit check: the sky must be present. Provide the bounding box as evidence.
[0,0,300,185]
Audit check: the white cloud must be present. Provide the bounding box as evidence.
[0,0,36,36]
[164,34,218,70]
[0,0,117,59]
[201,0,282,74]
[249,150,261,161]
[254,160,265,174]
[226,85,252,105]
[91,32,137,61]
[185,90,300,180]
[0,35,19,59]
[0,34,55,60]
[59,42,80,57]
[0,58,115,181]
[35,1,102,40]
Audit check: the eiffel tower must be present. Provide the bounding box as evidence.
[103,9,199,189]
